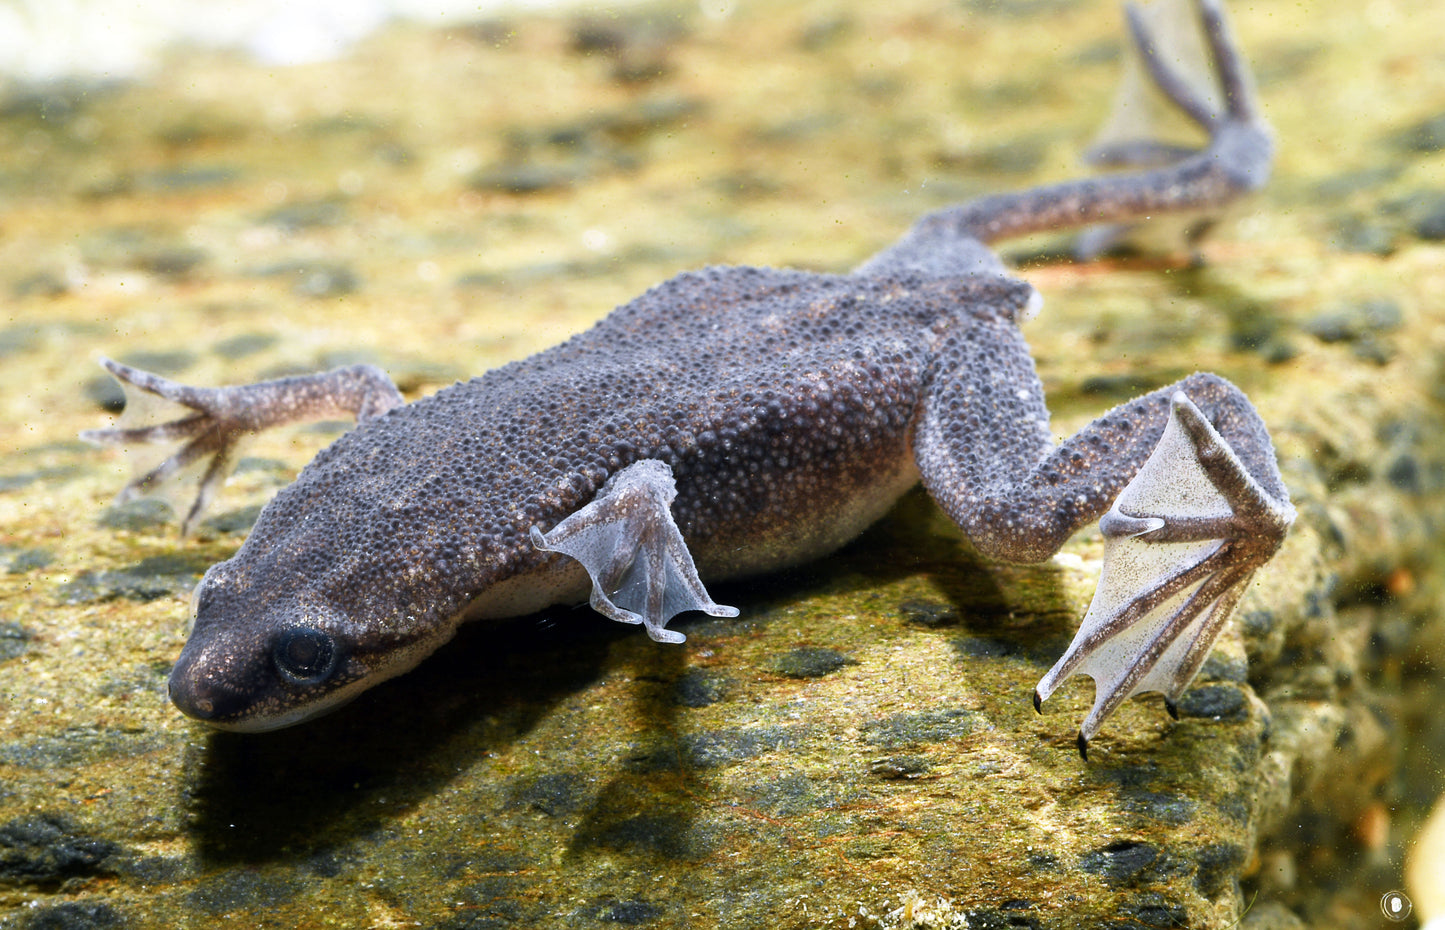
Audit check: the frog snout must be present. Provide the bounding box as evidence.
[167,643,256,724]
[168,668,250,723]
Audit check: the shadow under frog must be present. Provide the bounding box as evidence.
[184,492,1048,865]
[185,607,622,863]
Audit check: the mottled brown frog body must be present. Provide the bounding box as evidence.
[87,0,1294,753]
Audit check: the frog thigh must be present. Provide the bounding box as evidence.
[529,459,739,644]
[914,311,1293,750]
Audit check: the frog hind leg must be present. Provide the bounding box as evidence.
[858,0,1270,277]
[81,358,403,534]
[529,459,739,644]
[914,317,1292,754]
[1029,392,1295,756]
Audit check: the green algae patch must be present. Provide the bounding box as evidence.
[0,0,1443,927]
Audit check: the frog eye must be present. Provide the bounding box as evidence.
[272,627,339,686]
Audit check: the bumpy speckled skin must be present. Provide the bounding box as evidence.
[178,269,1038,724]
[88,0,1294,738]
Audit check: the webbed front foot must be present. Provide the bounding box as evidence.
[1034,392,1294,757]
[82,357,402,534]
[529,459,739,644]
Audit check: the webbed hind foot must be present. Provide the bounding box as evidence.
[1033,392,1294,754]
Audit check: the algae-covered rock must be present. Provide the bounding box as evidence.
[0,0,1441,927]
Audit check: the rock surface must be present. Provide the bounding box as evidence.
[0,0,1442,928]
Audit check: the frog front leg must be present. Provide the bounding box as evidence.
[916,317,1293,756]
[529,459,739,644]
[81,358,403,534]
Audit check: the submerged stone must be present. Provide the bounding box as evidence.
[0,814,118,889]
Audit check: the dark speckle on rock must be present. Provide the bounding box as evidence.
[12,271,70,299]
[140,165,240,193]
[512,773,587,816]
[1121,893,1188,928]
[1122,791,1196,826]
[573,812,699,859]
[683,726,796,768]
[1411,192,1445,240]
[1238,609,1276,637]
[1331,213,1399,256]
[431,910,522,930]
[1079,373,1160,399]
[569,16,679,84]
[59,552,211,604]
[21,900,125,930]
[1176,684,1248,720]
[584,898,665,925]
[1198,653,1247,683]
[622,742,682,774]
[187,870,302,915]
[951,635,1017,660]
[259,198,349,231]
[199,504,263,536]
[252,261,361,298]
[742,773,834,817]
[798,13,852,49]
[868,755,931,779]
[961,907,1042,930]
[0,622,34,663]
[113,853,190,885]
[138,246,208,277]
[0,814,118,889]
[1192,843,1247,895]
[0,465,82,493]
[0,82,93,122]
[863,707,982,749]
[82,374,126,413]
[898,598,960,627]
[1303,298,1402,343]
[0,728,166,769]
[96,498,175,532]
[1385,453,1422,493]
[937,136,1046,176]
[212,332,280,360]
[1397,112,1445,152]
[0,322,41,357]
[1079,840,1159,885]
[1226,301,1280,354]
[671,667,732,707]
[0,545,52,574]
[449,874,529,928]
[235,456,292,477]
[470,163,582,195]
[768,646,854,678]
[118,350,198,375]
[299,419,352,437]
[952,632,1059,667]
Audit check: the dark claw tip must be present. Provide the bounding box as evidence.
[1164,698,1180,720]
[1077,732,1089,762]
[1032,691,1043,714]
